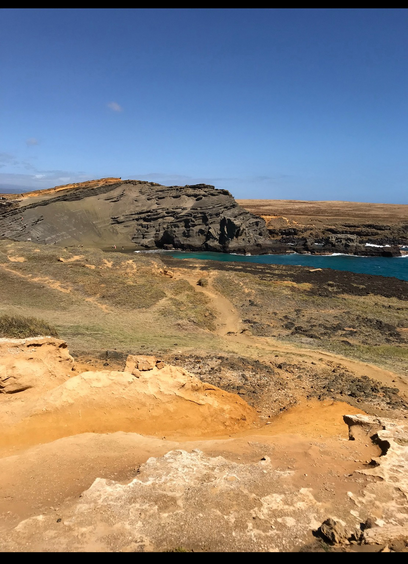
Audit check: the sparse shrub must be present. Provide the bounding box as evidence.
[197,277,209,287]
[0,314,59,338]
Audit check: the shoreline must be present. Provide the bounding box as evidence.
[159,254,408,299]
[98,246,408,282]
[103,245,408,258]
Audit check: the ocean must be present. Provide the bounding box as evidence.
[163,250,408,282]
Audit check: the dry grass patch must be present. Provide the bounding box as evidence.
[0,314,59,339]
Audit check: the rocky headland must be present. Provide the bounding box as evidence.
[1,178,406,256]
[0,179,273,254]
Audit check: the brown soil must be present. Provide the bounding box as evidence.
[237,199,408,253]
[237,198,408,225]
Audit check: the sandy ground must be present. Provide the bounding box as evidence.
[0,396,374,533]
[0,266,406,552]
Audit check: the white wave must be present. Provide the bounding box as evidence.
[365,243,391,248]
[134,249,176,254]
[327,253,348,256]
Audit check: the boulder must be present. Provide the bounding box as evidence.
[362,525,408,547]
[124,354,162,373]
[316,518,349,545]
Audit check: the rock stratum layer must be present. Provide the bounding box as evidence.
[0,179,272,254]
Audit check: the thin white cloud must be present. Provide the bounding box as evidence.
[26,137,39,146]
[0,153,17,168]
[107,101,123,112]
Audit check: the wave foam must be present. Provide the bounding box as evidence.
[365,243,391,248]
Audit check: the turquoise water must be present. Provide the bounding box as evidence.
[166,251,408,282]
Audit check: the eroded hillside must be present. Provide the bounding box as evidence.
[0,179,271,254]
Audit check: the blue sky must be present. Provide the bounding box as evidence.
[1,8,407,203]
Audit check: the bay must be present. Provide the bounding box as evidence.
[166,251,408,282]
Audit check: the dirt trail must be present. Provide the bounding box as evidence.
[172,266,408,398]
[0,263,72,294]
[172,268,242,336]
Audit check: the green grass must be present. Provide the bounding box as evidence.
[349,342,408,367]
[0,314,59,339]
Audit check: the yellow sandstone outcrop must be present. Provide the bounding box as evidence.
[0,343,259,450]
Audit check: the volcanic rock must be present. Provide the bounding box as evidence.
[0,179,273,254]
[124,354,159,373]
